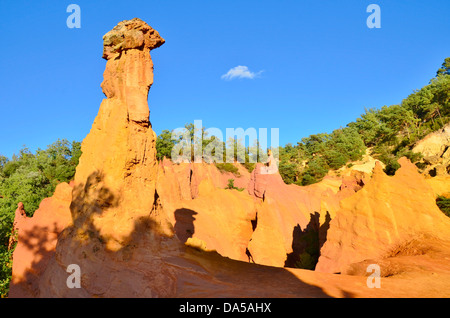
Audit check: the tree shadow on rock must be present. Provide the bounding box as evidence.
[11,170,183,297]
[8,222,60,297]
[70,170,120,230]
[9,171,122,297]
[284,211,331,270]
[173,208,197,243]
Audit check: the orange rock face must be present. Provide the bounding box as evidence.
[155,159,257,262]
[9,183,73,297]
[316,157,450,274]
[155,160,360,267]
[245,164,361,267]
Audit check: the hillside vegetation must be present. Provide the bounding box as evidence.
[279,58,450,184]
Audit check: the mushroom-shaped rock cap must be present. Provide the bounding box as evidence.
[102,18,165,60]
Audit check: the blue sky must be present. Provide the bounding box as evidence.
[1,0,450,158]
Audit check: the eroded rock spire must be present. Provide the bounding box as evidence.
[101,18,165,124]
[72,18,166,250]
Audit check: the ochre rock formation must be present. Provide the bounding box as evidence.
[426,175,450,197]
[101,18,164,123]
[9,18,450,298]
[73,18,166,251]
[316,157,450,274]
[9,183,73,297]
[155,159,257,262]
[155,159,359,267]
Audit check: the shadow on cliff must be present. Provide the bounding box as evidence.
[284,211,331,270]
[68,170,176,253]
[10,171,346,297]
[70,170,120,231]
[9,171,122,297]
[170,207,335,297]
[181,243,336,298]
[9,171,181,297]
[173,208,197,243]
[8,222,60,297]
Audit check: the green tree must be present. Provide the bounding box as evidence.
[156,130,175,161]
[436,57,450,77]
[278,161,298,184]
[348,108,383,146]
[300,157,329,185]
[402,75,450,131]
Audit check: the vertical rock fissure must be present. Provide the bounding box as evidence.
[251,212,258,232]
[150,189,162,216]
[245,212,258,263]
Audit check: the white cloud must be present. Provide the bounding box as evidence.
[221,65,263,80]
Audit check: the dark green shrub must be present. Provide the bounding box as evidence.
[215,163,240,176]
[226,179,244,192]
[243,162,256,173]
[384,161,401,176]
[436,196,450,217]
[293,227,320,270]
[415,162,427,170]
[300,157,329,185]
[399,150,423,163]
[0,248,13,298]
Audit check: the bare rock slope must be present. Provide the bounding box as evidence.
[316,158,450,274]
